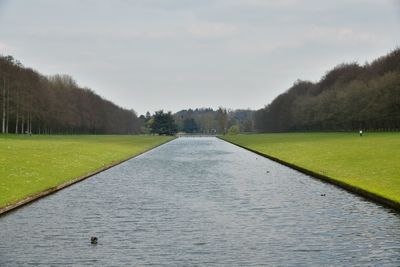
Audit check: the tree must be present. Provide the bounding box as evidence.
[149,110,178,135]
[182,118,198,133]
[0,55,141,135]
[227,124,240,135]
[254,48,400,132]
[216,107,228,134]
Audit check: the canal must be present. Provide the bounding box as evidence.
[1,137,399,266]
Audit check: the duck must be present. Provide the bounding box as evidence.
[91,236,98,245]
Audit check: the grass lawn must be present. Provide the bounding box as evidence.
[0,135,173,209]
[222,133,400,204]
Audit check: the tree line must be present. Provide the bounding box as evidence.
[0,55,140,135]
[173,108,254,134]
[138,108,255,135]
[254,48,400,132]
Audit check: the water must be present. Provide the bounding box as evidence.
[1,137,399,266]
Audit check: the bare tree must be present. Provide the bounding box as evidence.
[216,107,228,135]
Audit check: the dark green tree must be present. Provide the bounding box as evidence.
[150,110,178,135]
[182,118,198,133]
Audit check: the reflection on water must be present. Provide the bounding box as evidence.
[1,137,399,266]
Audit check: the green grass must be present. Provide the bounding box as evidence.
[222,133,400,203]
[0,135,173,209]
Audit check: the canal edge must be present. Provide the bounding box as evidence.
[0,137,176,216]
[217,136,400,213]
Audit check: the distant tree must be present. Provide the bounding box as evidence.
[227,124,240,135]
[172,107,254,134]
[216,107,228,134]
[149,110,178,135]
[145,111,151,121]
[0,55,140,135]
[253,48,400,132]
[182,118,198,133]
[242,119,253,132]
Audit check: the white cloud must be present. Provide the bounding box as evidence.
[222,0,302,8]
[187,22,238,39]
[303,26,385,45]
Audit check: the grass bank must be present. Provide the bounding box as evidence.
[0,135,173,211]
[221,133,400,209]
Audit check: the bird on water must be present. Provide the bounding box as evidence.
[91,236,98,245]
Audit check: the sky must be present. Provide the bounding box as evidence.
[0,0,399,115]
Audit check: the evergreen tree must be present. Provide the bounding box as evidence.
[149,110,178,135]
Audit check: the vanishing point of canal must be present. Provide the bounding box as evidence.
[1,137,399,266]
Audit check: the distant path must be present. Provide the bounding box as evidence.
[1,137,399,266]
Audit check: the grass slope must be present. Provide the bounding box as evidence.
[0,135,173,209]
[222,133,400,204]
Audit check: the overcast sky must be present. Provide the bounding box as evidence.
[0,0,399,115]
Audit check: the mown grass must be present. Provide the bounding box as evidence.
[0,135,173,209]
[222,133,400,203]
